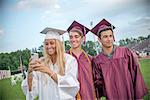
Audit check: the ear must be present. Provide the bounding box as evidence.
[98,37,101,43]
[81,36,84,44]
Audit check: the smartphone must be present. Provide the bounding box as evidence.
[30,53,39,63]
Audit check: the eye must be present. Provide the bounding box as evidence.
[75,35,80,38]
[69,36,73,39]
[50,41,55,45]
[103,35,107,38]
[45,42,48,45]
[110,34,113,37]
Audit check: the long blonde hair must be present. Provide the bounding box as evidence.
[43,39,65,75]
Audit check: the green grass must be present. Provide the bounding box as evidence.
[140,59,150,100]
[0,78,25,100]
[140,59,150,88]
[0,59,149,100]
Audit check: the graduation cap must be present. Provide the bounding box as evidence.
[40,27,66,41]
[91,19,115,37]
[67,21,90,45]
[67,21,90,36]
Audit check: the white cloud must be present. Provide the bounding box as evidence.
[0,28,4,36]
[54,4,60,9]
[79,0,145,20]
[130,16,150,26]
[15,0,60,10]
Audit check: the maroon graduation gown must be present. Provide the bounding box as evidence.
[92,46,148,100]
[67,50,95,100]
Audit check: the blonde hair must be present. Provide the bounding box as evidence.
[43,39,65,75]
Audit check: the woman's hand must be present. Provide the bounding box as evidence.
[31,60,52,75]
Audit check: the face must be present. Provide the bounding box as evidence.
[69,31,83,49]
[44,39,56,56]
[98,30,114,48]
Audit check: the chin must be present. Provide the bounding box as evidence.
[107,45,113,48]
[71,44,77,48]
[48,52,55,55]
[72,45,80,49]
[103,44,113,48]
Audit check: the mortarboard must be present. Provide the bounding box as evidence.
[91,19,115,37]
[40,27,66,41]
[67,21,90,45]
[67,21,90,36]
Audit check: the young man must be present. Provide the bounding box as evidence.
[91,19,148,100]
[67,21,95,100]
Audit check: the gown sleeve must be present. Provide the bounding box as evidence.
[92,57,105,98]
[57,55,80,99]
[126,48,148,99]
[21,71,39,100]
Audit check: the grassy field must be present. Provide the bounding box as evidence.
[140,59,150,100]
[0,59,149,100]
[140,59,150,88]
[0,78,25,100]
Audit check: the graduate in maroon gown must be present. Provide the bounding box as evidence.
[67,21,95,100]
[91,19,148,100]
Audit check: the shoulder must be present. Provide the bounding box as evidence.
[83,52,93,61]
[115,46,127,51]
[64,53,78,68]
[87,54,93,59]
[116,46,137,57]
[92,54,102,63]
[65,53,76,61]
[114,46,130,55]
[117,46,133,53]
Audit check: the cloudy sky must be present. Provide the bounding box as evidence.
[0,0,150,53]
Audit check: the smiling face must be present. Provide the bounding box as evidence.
[69,31,83,49]
[44,39,56,56]
[98,29,114,48]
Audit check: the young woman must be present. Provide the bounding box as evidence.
[21,28,79,100]
[67,21,95,100]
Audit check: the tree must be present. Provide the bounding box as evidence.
[64,40,71,51]
[82,41,97,56]
[119,39,126,46]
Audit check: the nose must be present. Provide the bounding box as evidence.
[71,37,76,42]
[46,44,52,48]
[106,36,112,41]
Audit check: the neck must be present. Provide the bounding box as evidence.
[102,45,114,55]
[71,47,83,57]
[50,54,57,64]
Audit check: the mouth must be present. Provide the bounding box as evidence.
[47,48,54,52]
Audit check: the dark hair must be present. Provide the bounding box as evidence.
[98,28,113,38]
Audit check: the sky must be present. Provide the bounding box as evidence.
[0,0,150,53]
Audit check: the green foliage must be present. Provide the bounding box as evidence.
[64,40,71,51]
[82,41,97,56]
[64,40,99,56]
[0,49,30,71]
[119,35,149,46]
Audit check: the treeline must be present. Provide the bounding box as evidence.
[0,49,30,70]
[0,35,149,71]
[0,41,99,71]
[119,35,150,46]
